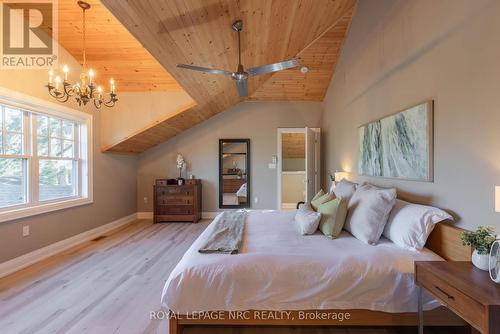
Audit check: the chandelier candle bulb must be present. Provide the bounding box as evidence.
[55,76,61,91]
[48,69,53,84]
[62,65,69,81]
[88,69,94,84]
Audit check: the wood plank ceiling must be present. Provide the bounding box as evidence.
[282,133,305,159]
[58,0,183,92]
[99,0,357,153]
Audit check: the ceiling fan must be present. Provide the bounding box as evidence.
[176,20,299,97]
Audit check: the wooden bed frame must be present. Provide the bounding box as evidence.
[169,223,472,334]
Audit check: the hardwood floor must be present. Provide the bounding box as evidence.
[0,220,459,334]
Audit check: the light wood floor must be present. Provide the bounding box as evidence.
[0,220,456,334]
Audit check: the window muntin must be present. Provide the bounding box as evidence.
[0,104,84,210]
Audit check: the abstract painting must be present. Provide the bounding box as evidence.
[358,101,433,181]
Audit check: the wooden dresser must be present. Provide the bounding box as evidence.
[153,179,202,223]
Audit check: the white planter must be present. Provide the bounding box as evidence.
[472,249,490,271]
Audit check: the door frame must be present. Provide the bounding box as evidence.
[276,127,320,210]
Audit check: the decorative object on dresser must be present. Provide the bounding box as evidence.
[415,261,500,334]
[461,226,496,271]
[176,154,186,185]
[153,179,201,223]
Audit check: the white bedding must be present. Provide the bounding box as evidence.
[161,210,442,314]
[236,183,247,197]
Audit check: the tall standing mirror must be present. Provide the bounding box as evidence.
[219,139,250,208]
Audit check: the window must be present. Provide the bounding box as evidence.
[37,116,77,201]
[0,87,92,222]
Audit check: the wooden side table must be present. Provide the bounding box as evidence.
[415,261,500,334]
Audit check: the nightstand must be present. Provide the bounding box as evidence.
[415,261,500,334]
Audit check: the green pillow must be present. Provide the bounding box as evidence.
[311,189,325,202]
[317,197,348,239]
[311,192,334,211]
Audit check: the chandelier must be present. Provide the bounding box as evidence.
[46,1,117,109]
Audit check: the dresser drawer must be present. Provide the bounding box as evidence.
[417,267,485,331]
[156,196,193,205]
[156,179,168,186]
[157,205,193,215]
[156,186,194,196]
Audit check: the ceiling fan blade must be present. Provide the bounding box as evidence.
[176,64,233,76]
[246,59,299,76]
[235,79,248,97]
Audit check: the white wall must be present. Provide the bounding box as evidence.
[138,101,323,212]
[100,91,194,148]
[322,0,500,230]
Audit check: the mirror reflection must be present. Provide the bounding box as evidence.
[219,139,250,208]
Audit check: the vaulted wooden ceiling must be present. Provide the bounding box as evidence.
[58,0,182,92]
[99,0,357,153]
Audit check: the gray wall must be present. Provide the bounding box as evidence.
[0,44,138,263]
[138,101,323,212]
[322,0,500,230]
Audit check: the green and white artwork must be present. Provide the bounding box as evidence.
[358,101,433,181]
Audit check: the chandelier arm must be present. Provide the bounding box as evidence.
[56,92,70,103]
[63,83,75,97]
[47,86,68,102]
[93,98,102,109]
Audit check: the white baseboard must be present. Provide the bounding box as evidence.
[137,211,219,219]
[0,212,138,279]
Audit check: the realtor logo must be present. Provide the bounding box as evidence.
[1,0,58,69]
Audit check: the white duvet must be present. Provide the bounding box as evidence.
[161,210,441,314]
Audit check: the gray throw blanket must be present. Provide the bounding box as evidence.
[198,210,247,254]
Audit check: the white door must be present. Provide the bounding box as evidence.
[305,127,316,201]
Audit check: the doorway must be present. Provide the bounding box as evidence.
[277,128,320,210]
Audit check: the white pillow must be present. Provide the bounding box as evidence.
[295,202,322,235]
[383,199,453,250]
[334,179,357,202]
[344,183,396,245]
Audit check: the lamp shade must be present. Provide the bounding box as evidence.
[334,172,349,182]
[496,186,500,213]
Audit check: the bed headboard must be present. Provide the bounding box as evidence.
[426,223,471,261]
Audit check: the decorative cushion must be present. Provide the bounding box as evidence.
[295,202,322,235]
[311,189,325,201]
[334,179,357,203]
[311,192,335,211]
[317,198,348,239]
[344,183,397,245]
[383,199,453,250]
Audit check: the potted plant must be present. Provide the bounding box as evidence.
[461,226,496,270]
[176,154,186,185]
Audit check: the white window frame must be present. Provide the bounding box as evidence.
[0,87,93,223]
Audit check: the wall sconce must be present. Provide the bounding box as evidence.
[496,186,499,213]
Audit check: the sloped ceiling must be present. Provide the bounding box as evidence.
[99,0,357,153]
[58,0,183,92]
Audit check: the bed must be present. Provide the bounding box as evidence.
[163,210,470,333]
